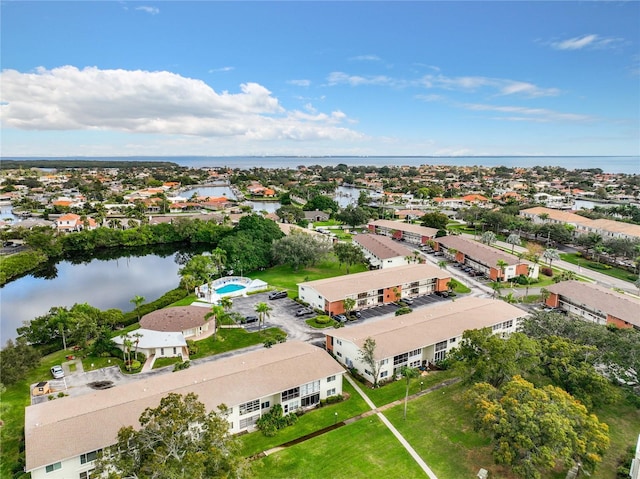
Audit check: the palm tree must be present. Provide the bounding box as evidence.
[505,233,521,253]
[481,231,497,245]
[542,248,560,268]
[490,281,504,298]
[219,296,233,312]
[496,259,509,281]
[130,295,145,321]
[108,218,120,229]
[400,366,419,420]
[131,331,143,361]
[540,288,551,305]
[121,333,133,370]
[254,302,272,332]
[437,260,448,270]
[207,305,225,340]
[502,292,518,304]
[179,273,198,293]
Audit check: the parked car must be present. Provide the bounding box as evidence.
[296,307,314,317]
[50,365,64,379]
[435,291,449,298]
[349,310,362,319]
[333,314,347,323]
[268,290,288,300]
[401,298,414,305]
[241,315,259,324]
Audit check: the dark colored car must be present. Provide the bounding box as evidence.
[242,315,259,324]
[268,291,288,300]
[349,311,362,319]
[435,291,449,298]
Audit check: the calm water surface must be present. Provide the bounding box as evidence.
[1,253,184,345]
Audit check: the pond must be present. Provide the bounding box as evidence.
[0,245,208,345]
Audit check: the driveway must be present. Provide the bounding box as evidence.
[228,292,325,343]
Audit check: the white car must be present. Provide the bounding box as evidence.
[50,365,64,379]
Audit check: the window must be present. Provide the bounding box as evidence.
[281,387,300,402]
[80,449,101,464]
[46,462,62,473]
[409,359,421,368]
[409,348,421,357]
[435,341,447,352]
[327,388,336,396]
[492,323,501,332]
[79,471,94,479]
[336,339,342,346]
[364,369,371,376]
[261,401,270,409]
[450,338,456,344]
[301,393,320,407]
[239,399,260,415]
[283,401,299,413]
[239,415,259,429]
[380,371,388,378]
[336,351,342,357]
[502,319,513,329]
[393,352,408,366]
[380,358,389,366]
[300,380,320,397]
[327,375,336,382]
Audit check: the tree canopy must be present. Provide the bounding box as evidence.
[333,242,366,273]
[271,231,332,270]
[420,212,449,230]
[465,376,609,479]
[93,392,250,479]
[303,195,339,214]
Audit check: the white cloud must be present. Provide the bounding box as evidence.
[549,34,623,51]
[135,6,159,15]
[415,94,445,102]
[0,66,364,142]
[287,79,311,87]
[209,66,234,73]
[328,70,558,97]
[350,54,381,62]
[463,103,594,122]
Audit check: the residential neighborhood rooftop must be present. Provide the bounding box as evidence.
[546,281,640,327]
[354,233,413,260]
[298,263,449,302]
[24,341,343,472]
[369,219,439,237]
[435,235,527,267]
[326,297,526,360]
[139,306,210,332]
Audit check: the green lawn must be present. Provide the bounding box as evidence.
[250,256,368,294]
[189,327,286,360]
[239,380,370,457]
[251,415,426,479]
[305,316,335,329]
[354,369,457,407]
[560,253,638,283]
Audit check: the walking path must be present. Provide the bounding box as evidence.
[263,374,460,478]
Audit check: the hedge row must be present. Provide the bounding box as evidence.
[0,250,48,286]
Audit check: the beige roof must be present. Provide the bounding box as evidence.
[25,341,343,472]
[436,235,526,268]
[299,263,450,302]
[369,219,439,237]
[587,219,640,239]
[354,233,413,260]
[520,207,590,224]
[546,281,640,327]
[327,297,526,360]
[139,306,209,332]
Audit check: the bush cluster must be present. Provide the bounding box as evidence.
[121,288,188,326]
[541,267,553,277]
[315,315,331,324]
[256,404,298,437]
[316,394,345,408]
[395,306,413,316]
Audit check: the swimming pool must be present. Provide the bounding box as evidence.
[215,283,246,294]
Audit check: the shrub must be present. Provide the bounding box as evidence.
[173,360,190,372]
[541,267,553,277]
[121,288,188,326]
[515,274,530,285]
[395,307,413,316]
[256,404,298,437]
[187,340,198,355]
[315,315,331,324]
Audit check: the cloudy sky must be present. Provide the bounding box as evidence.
[1,1,639,157]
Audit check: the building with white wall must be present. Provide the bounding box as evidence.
[298,263,451,316]
[353,233,415,269]
[324,297,525,384]
[367,219,439,245]
[25,341,344,479]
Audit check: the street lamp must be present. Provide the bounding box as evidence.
[334,412,338,424]
[420,381,424,391]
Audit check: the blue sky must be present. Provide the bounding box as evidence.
[1,1,639,157]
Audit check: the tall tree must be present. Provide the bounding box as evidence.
[93,392,249,479]
[480,231,497,245]
[333,241,366,274]
[465,376,609,479]
[358,337,383,388]
[130,295,146,321]
[420,212,449,230]
[543,248,560,268]
[400,366,419,420]
[343,297,356,317]
[336,205,370,228]
[505,233,521,253]
[271,231,331,270]
[254,302,272,332]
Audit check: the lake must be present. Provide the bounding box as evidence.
[1,251,190,345]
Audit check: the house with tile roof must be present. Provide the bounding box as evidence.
[353,233,415,269]
[25,341,344,479]
[55,213,97,232]
[545,281,640,330]
[325,297,524,382]
[433,235,538,281]
[298,263,450,315]
[367,219,439,245]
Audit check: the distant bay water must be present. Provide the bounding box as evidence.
[7,156,640,174]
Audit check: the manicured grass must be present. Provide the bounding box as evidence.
[250,256,368,294]
[168,293,198,306]
[239,380,370,457]
[560,253,638,283]
[251,415,426,479]
[153,357,182,369]
[188,327,286,360]
[384,381,514,479]
[312,219,343,227]
[354,369,457,407]
[449,278,471,294]
[305,317,336,329]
